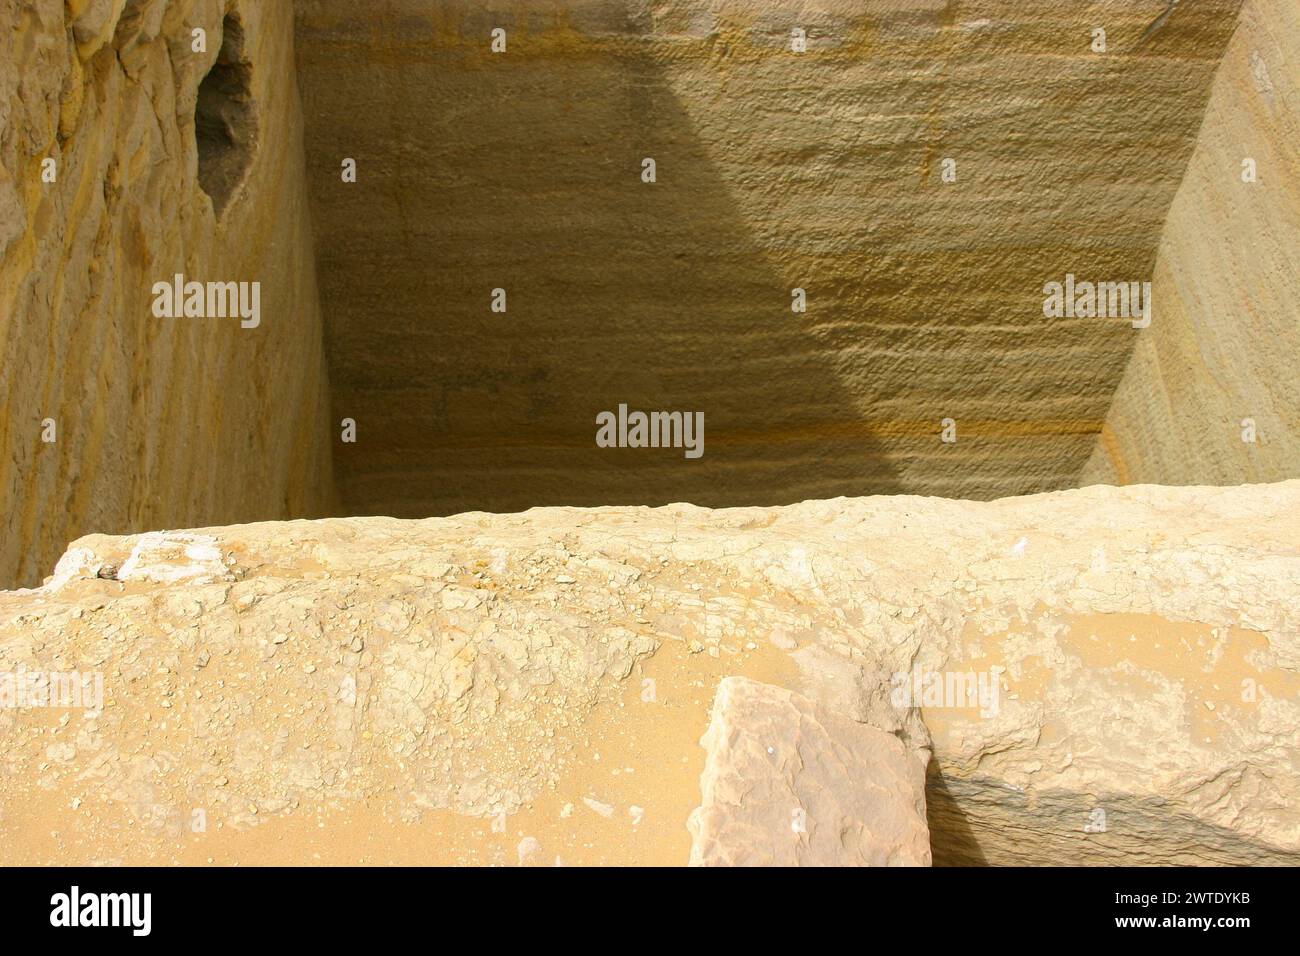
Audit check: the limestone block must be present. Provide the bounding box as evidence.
[1,482,1293,864]
[688,677,931,866]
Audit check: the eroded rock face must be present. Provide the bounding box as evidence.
[688,677,931,866]
[1,481,1297,865]
[0,0,335,589]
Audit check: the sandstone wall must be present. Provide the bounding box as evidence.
[0,0,336,589]
[1082,0,1300,486]
[295,0,1242,519]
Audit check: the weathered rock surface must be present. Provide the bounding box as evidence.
[688,676,931,866]
[0,0,335,589]
[2,481,1297,865]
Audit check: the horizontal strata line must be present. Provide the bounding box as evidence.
[293,36,1233,61]
[345,474,1081,504]
[333,419,1106,453]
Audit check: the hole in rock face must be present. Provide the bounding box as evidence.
[195,13,256,216]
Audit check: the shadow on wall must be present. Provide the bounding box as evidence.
[303,5,902,517]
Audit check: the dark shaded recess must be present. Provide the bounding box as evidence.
[927,766,990,866]
[195,13,257,217]
[927,764,1300,866]
[312,11,903,517]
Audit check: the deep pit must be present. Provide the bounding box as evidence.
[292,0,1294,523]
[2,0,1295,587]
[0,0,1297,870]
[297,0,1243,518]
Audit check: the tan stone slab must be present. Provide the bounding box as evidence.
[688,676,931,866]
